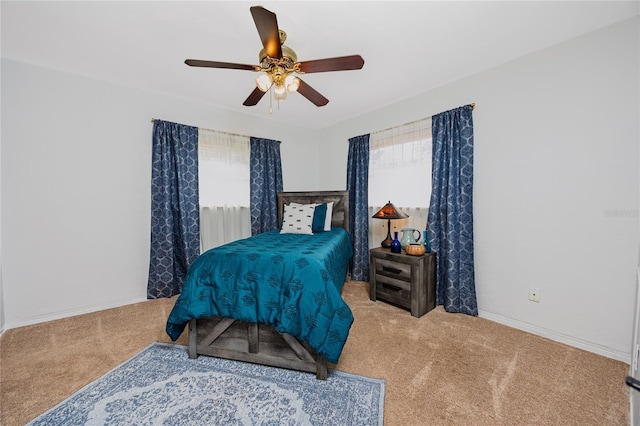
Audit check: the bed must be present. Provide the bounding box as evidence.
[165,191,352,379]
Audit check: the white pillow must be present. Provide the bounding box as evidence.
[287,201,334,231]
[324,202,334,231]
[280,203,315,234]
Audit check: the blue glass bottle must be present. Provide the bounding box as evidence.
[423,230,431,253]
[391,231,401,253]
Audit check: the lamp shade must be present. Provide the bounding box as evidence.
[273,85,287,101]
[372,201,408,220]
[285,75,300,92]
[256,74,273,92]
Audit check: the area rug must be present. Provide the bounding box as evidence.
[27,342,385,425]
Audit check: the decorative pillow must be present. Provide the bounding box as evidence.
[324,202,334,231]
[312,203,327,233]
[280,203,315,234]
[285,201,334,231]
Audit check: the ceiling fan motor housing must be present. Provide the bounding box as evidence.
[258,30,299,73]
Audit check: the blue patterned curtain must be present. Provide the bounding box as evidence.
[148,120,201,299]
[347,134,370,281]
[250,137,283,235]
[427,105,477,315]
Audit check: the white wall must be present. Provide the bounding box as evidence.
[0,48,3,332]
[0,59,319,330]
[319,18,640,362]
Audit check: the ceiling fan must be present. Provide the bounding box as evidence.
[185,6,365,108]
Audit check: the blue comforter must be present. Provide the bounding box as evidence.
[166,227,354,364]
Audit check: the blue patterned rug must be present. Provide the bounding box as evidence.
[28,342,385,425]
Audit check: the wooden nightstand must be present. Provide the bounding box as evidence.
[369,247,436,318]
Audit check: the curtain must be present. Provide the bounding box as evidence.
[198,129,250,208]
[249,137,283,235]
[200,206,251,252]
[347,134,370,281]
[427,104,477,315]
[198,129,251,251]
[147,120,201,299]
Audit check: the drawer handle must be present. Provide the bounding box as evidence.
[382,266,402,274]
[382,283,402,292]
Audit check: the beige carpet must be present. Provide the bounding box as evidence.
[0,281,630,425]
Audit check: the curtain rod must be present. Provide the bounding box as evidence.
[362,102,475,138]
[150,118,251,139]
[373,116,431,135]
[152,103,475,142]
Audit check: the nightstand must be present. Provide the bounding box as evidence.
[369,247,436,318]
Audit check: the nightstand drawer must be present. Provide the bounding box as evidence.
[375,274,410,293]
[375,277,411,309]
[373,258,412,281]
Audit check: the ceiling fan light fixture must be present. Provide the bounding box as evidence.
[273,84,287,101]
[256,73,273,92]
[285,75,300,92]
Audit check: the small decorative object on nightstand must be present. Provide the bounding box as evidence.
[422,229,431,253]
[369,247,436,318]
[405,244,425,256]
[390,232,401,253]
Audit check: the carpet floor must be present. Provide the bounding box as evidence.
[1,280,631,425]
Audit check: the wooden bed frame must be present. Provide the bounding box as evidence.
[187,190,350,379]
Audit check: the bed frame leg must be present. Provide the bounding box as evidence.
[316,357,328,380]
[188,319,198,359]
[248,322,259,353]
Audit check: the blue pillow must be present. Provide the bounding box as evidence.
[312,203,327,233]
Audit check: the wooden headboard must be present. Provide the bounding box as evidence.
[277,191,349,232]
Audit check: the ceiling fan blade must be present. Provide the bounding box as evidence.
[250,6,282,59]
[297,55,365,73]
[243,87,267,106]
[185,59,256,71]
[297,79,329,107]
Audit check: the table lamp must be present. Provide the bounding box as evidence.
[372,201,408,248]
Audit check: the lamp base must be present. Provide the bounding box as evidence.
[381,236,393,248]
[381,220,393,248]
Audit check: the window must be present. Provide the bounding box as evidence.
[198,129,250,207]
[368,117,432,248]
[198,129,251,251]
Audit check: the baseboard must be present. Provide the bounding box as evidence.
[2,296,148,332]
[479,309,631,364]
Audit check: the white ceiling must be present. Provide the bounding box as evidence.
[2,1,638,130]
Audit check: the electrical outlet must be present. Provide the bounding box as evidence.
[528,287,540,302]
